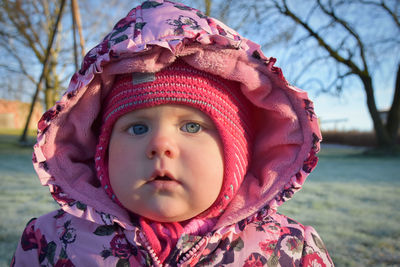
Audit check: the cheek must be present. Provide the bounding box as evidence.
[205,137,224,179]
[108,145,126,189]
[109,135,143,164]
[206,139,225,198]
[108,138,143,187]
[184,140,224,194]
[109,142,128,174]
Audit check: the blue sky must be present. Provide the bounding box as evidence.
[225,0,399,132]
[313,85,391,131]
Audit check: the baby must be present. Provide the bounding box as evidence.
[12,1,333,266]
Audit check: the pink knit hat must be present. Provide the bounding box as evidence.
[95,60,254,218]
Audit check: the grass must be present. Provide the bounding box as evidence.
[0,133,58,266]
[280,145,400,266]
[0,132,399,266]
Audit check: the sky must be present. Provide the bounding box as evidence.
[299,52,396,132]
[227,0,398,133]
[313,86,391,132]
[286,55,396,132]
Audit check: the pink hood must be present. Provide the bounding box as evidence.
[33,0,321,231]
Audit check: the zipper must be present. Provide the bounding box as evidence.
[138,231,163,267]
[177,237,206,267]
[139,230,207,267]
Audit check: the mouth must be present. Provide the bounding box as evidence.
[146,170,181,191]
[153,175,174,181]
[148,170,178,183]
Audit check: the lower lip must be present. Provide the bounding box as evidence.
[148,180,181,191]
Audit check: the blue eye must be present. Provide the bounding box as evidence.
[128,124,148,135]
[181,122,201,133]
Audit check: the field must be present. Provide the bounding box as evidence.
[0,133,399,266]
[279,145,400,266]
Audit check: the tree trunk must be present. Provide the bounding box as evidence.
[71,0,79,71]
[71,0,85,57]
[204,0,211,16]
[43,58,61,109]
[361,74,392,148]
[386,63,400,144]
[45,84,54,110]
[19,0,66,144]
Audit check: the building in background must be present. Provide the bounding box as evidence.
[0,99,43,130]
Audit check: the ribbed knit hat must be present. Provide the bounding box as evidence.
[95,60,253,218]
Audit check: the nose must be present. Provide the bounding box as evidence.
[146,133,179,159]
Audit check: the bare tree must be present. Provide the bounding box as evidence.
[19,0,66,144]
[216,0,399,151]
[0,0,68,109]
[0,0,137,143]
[272,0,399,151]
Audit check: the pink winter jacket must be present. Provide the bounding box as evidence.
[12,1,333,266]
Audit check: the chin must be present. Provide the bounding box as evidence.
[133,201,200,222]
[125,199,207,222]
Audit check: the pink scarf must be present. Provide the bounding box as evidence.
[139,218,184,263]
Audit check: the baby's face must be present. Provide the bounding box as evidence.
[108,104,224,222]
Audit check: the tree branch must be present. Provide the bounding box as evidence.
[316,0,369,74]
[293,55,328,84]
[358,0,400,28]
[273,0,365,78]
[3,1,45,61]
[325,70,354,94]
[1,46,37,84]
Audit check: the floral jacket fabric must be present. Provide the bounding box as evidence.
[12,1,333,266]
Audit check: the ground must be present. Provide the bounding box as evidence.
[0,133,399,266]
[280,144,400,266]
